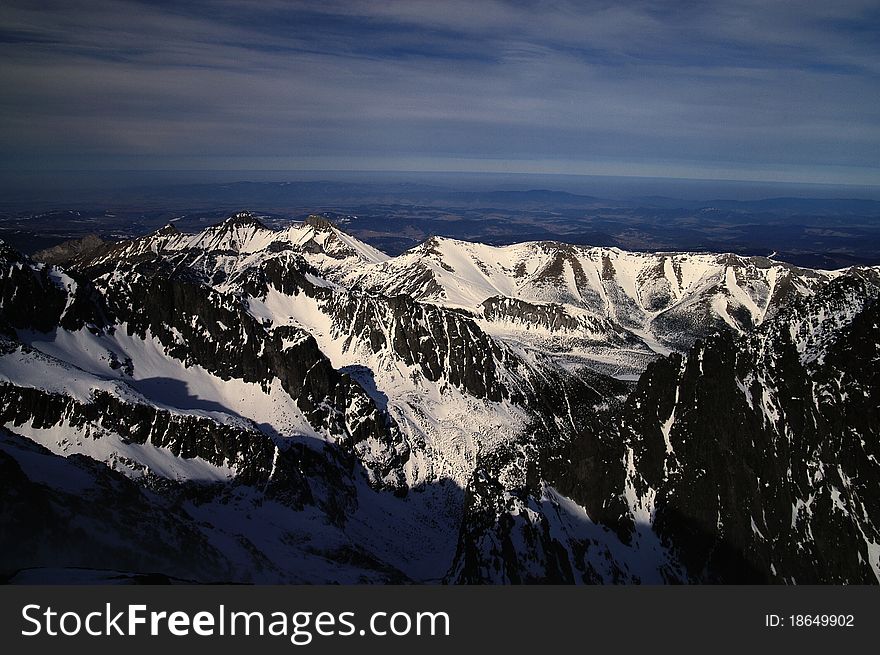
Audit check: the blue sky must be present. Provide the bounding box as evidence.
[1,0,878,185]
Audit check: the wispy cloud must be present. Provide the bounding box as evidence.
[0,0,878,183]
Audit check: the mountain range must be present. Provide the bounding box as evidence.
[1,211,877,583]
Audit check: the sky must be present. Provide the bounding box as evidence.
[1,0,879,186]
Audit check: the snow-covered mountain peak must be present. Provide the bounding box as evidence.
[87,212,389,276]
[281,219,389,265]
[154,223,180,237]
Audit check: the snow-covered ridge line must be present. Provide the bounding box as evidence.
[76,210,874,378]
[337,234,860,373]
[95,211,389,265]
[348,233,841,311]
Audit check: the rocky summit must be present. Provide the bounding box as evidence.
[1,211,877,583]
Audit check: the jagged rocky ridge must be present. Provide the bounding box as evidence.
[528,270,880,583]
[1,211,877,583]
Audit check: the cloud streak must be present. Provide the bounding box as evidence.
[0,0,878,184]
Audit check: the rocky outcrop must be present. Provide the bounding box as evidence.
[528,272,880,583]
[32,234,108,266]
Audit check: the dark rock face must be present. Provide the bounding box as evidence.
[0,428,236,582]
[75,253,410,489]
[449,477,576,584]
[321,292,514,401]
[32,234,108,266]
[483,295,580,331]
[0,241,110,334]
[0,242,69,333]
[0,381,277,485]
[529,273,880,584]
[240,251,521,402]
[305,214,336,231]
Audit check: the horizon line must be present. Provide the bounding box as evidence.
[2,168,880,190]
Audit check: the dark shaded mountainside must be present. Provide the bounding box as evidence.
[1,212,878,584]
